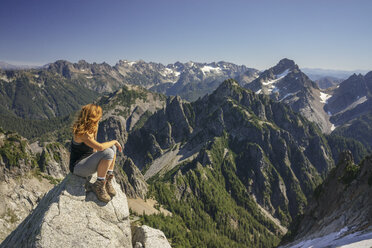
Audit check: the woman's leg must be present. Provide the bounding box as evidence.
[105,145,117,197]
[107,145,117,172]
[108,154,116,171]
[73,145,116,178]
[96,159,112,178]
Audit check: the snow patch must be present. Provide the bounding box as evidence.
[262,77,281,86]
[276,69,290,78]
[128,61,136,66]
[280,91,299,101]
[161,68,181,79]
[320,92,331,104]
[272,87,280,93]
[282,227,372,248]
[261,70,288,90]
[161,68,173,76]
[85,76,93,79]
[201,65,222,74]
[261,77,283,93]
[256,89,262,94]
[0,76,11,82]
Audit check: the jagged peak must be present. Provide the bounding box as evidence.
[272,58,299,74]
[337,73,366,89]
[277,58,296,67]
[220,78,240,87]
[364,71,372,77]
[207,79,254,104]
[77,59,88,65]
[48,60,73,68]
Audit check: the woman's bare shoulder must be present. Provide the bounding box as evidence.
[74,133,94,142]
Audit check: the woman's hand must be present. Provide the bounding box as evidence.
[115,141,123,153]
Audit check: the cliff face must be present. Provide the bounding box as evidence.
[282,151,372,247]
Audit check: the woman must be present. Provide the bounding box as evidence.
[69,103,123,203]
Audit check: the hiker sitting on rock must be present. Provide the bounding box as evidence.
[69,103,122,203]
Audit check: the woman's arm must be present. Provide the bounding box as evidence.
[80,133,121,152]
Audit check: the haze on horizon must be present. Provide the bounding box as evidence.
[0,0,371,71]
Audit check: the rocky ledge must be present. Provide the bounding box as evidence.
[0,174,171,248]
[132,225,172,248]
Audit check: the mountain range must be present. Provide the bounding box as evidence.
[103,80,337,246]
[0,62,43,70]
[1,57,372,247]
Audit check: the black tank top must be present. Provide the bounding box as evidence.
[69,138,94,172]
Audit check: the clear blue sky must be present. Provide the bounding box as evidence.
[0,0,371,70]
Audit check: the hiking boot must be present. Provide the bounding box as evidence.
[92,179,111,203]
[106,174,116,197]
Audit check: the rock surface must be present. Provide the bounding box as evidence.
[0,176,53,242]
[121,158,148,199]
[0,174,132,248]
[132,225,171,248]
[282,151,372,247]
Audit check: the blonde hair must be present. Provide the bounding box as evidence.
[72,104,102,136]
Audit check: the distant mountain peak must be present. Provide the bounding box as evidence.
[273,58,298,74]
[278,58,295,67]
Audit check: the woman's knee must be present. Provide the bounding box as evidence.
[111,145,117,154]
[102,147,115,160]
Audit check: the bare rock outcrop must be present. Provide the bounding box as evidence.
[37,142,70,179]
[132,225,171,248]
[0,174,132,248]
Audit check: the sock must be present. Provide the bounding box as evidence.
[107,170,114,175]
[97,177,105,181]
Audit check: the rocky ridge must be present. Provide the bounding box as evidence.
[47,59,259,101]
[282,150,372,247]
[325,71,372,127]
[124,79,336,246]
